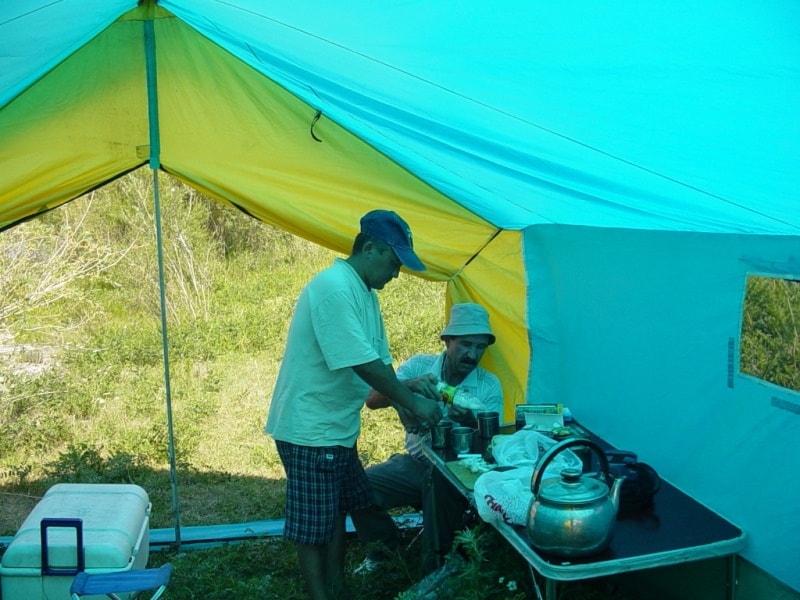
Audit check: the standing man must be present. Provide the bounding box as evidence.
[351,302,503,573]
[264,210,442,600]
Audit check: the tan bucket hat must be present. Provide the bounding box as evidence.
[440,302,495,345]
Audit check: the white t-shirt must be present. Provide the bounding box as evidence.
[398,352,504,458]
[265,258,392,447]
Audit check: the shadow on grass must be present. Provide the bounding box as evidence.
[0,459,633,600]
[0,460,431,599]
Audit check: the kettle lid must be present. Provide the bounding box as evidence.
[538,468,609,505]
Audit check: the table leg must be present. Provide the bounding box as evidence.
[428,469,442,568]
[726,554,738,600]
[545,577,557,600]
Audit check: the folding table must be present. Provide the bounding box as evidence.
[419,424,746,600]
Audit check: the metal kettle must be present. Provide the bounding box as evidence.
[525,438,624,557]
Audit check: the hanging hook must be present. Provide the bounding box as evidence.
[310,110,323,142]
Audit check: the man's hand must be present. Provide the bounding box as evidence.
[448,402,470,421]
[404,373,440,401]
[396,402,429,434]
[408,394,442,430]
[446,401,478,427]
[403,374,443,430]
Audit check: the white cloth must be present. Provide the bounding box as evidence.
[265,258,392,447]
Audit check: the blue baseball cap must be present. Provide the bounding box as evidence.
[360,210,426,271]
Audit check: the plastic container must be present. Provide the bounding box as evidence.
[436,382,485,410]
[0,483,151,600]
[513,403,565,432]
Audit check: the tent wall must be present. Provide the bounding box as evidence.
[525,224,800,591]
[448,230,529,418]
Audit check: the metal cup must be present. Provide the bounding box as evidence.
[477,411,500,439]
[432,420,454,449]
[451,426,476,454]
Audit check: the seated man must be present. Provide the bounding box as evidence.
[351,302,503,573]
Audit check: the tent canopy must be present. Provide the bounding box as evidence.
[4,1,798,233]
[2,0,799,593]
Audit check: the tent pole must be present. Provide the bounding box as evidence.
[144,10,182,551]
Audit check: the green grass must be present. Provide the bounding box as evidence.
[143,523,629,600]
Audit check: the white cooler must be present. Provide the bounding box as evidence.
[0,483,151,600]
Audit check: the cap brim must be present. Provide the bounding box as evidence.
[391,245,426,271]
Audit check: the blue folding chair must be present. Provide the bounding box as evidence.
[70,563,172,600]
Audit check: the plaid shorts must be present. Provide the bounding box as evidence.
[276,440,373,545]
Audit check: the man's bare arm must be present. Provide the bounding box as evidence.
[352,360,441,424]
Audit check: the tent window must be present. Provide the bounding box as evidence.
[740,275,800,392]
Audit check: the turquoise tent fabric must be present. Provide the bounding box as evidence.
[2,1,799,593]
[164,0,800,233]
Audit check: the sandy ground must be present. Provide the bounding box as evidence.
[0,329,55,378]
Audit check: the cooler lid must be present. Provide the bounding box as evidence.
[0,483,150,570]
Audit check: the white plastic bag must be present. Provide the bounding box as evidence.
[474,431,585,527]
[491,429,582,473]
[473,466,533,526]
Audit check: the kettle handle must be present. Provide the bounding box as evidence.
[531,437,610,495]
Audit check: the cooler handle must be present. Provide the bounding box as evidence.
[40,517,85,576]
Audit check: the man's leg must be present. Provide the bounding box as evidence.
[326,512,347,596]
[350,453,428,561]
[295,514,348,599]
[297,543,330,600]
[276,441,344,600]
[420,464,470,570]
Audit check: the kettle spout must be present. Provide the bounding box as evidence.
[609,475,625,513]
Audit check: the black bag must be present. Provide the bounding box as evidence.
[605,450,661,515]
